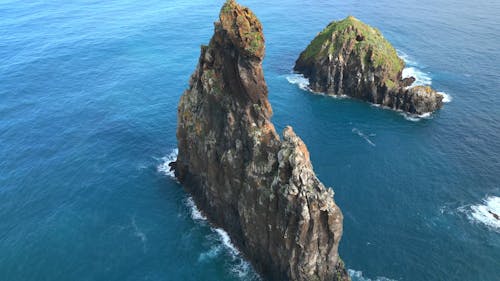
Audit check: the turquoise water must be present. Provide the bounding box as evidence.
[1,0,499,280]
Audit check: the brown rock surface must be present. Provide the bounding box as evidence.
[174,1,349,280]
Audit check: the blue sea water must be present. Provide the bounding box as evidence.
[1,0,499,280]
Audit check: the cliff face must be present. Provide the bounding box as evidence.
[294,16,443,115]
[174,1,349,280]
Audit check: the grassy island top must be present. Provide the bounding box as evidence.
[301,16,404,80]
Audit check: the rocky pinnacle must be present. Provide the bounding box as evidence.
[174,1,349,280]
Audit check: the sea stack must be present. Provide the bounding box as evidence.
[174,1,349,280]
[294,16,443,115]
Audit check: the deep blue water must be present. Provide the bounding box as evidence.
[1,0,499,280]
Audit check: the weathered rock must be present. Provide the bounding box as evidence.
[174,1,349,280]
[294,16,443,115]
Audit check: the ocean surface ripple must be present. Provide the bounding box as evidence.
[1,0,499,280]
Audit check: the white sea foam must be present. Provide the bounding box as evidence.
[396,50,418,66]
[185,197,207,221]
[398,50,453,104]
[468,196,500,231]
[398,50,432,86]
[403,115,421,122]
[439,91,452,103]
[286,73,311,91]
[230,259,255,279]
[370,103,431,122]
[348,269,397,281]
[285,73,348,98]
[157,148,178,178]
[352,128,376,147]
[402,67,432,86]
[213,227,258,279]
[183,197,259,279]
[400,111,433,122]
[198,244,222,262]
[215,228,239,254]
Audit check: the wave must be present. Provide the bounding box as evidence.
[402,66,432,87]
[211,227,258,279]
[286,73,311,91]
[466,196,500,232]
[352,128,376,147]
[285,73,347,98]
[287,53,449,123]
[438,92,452,103]
[183,196,259,280]
[185,197,207,221]
[198,244,222,263]
[157,148,178,179]
[348,269,397,281]
[401,111,432,122]
[398,50,432,87]
[371,103,433,122]
[160,149,254,273]
[214,228,239,255]
[398,50,453,104]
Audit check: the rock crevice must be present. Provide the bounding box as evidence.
[174,1,349,280]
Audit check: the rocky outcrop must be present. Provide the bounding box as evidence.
[294,16,443,115]
[174,1,349,280]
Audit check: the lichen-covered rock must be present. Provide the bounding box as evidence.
[174,1,349,280]
[294,16,443,115]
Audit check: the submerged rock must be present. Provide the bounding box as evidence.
[174,1,349,280]
[294,16,443,115]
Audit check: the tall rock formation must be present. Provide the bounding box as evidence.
[294,16,443,115]
[174,1,349,280]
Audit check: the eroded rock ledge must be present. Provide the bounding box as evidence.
[294,16,443,115]
[174,1,349,280]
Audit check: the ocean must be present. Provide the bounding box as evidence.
[0,0,499,280]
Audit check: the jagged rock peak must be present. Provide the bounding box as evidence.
[294,16,444,115]
[219,0,265,59]
[174,1,349,280]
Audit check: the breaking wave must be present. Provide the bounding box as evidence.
[462,196,500,232]
[401,112,432,122]
[286,73,311,91]
[184,196,260,280]
[157,148,178,178]
[402,66,432,87]
[398,50,452,104]
[287,51,450,123]
[439,92,452,103]
[398,50,432,87]
[285,73,347,98]
[185,197,207,221]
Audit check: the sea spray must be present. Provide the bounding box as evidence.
[286,73,311,91]
[286,73,348,98]
[157,149,178,178]
[469,196,500,231]
[398,50,452,104]
[159,159,259,280]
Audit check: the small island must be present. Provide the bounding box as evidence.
[294,16,444,115]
